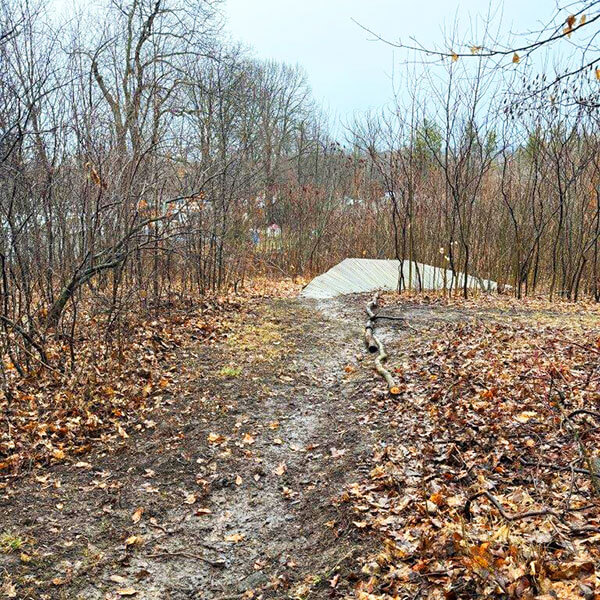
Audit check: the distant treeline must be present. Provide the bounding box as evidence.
[1,0,600,376]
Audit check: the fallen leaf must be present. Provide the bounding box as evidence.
[515,411,537,423]
[330,447,346,458]
[116,589,138,597]
[132,508,143,523]
[124,535,143,547]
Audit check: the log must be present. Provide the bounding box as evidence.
[364,292,398,393]
[365,323,378,354]
[364,293,380,353]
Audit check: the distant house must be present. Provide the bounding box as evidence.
[266,223,281,238]
[343,196,362,207]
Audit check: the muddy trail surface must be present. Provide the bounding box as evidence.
[1,294,410,600]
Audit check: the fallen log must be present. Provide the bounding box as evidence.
[364,293,379,353]
[364,292,399,394]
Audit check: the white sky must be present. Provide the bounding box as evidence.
[223,0,549,122]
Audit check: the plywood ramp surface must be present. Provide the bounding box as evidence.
[300,258,496,299]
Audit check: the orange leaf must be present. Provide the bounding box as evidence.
[131,507,143,523]
[207,433,226,444]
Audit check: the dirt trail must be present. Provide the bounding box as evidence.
[1,295,392,599]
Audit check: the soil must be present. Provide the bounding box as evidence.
[0,294,402,600]
[5,293,589,599]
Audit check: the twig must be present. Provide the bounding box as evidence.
[519,457,594,477]
[373,314,407,322]
[146,550,226,568]
[464,491,600,536]
[464,491,561,522]
[567,409,600,421]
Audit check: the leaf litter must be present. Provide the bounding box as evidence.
[342,293,600,600]
[1,289,599,599]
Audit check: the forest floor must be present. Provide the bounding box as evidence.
[1,290,600,599]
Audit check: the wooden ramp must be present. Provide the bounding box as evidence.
[300,258,496,299]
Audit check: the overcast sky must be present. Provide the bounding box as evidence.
[224,0,547,123]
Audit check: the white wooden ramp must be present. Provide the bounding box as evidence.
[300,258,496,299]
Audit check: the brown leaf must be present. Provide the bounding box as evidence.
[207,433,226,444]
[124,535,143,547]
[330,447,346,458]
[242,433,255,445]
[131,507,143,523]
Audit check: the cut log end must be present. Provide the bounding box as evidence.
[364,326,378,353]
